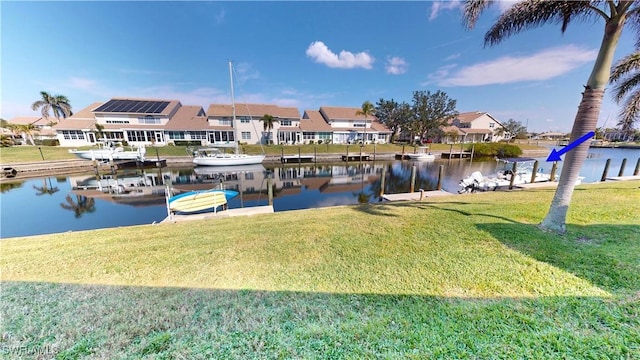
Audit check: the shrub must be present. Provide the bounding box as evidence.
[35,139,60,146]
[469,143,522,158]
[174,140,201,146]
[317,140,323,145]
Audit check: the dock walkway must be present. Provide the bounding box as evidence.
[382,190,454,201]
[161,205,274,223]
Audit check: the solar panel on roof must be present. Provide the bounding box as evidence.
[94,100,169,114]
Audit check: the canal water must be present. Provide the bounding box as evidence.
[1,147,637,238]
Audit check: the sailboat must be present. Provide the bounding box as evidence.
[192,61,266,167]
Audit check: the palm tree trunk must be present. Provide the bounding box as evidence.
[540,14,625,233]
[539,87,604,232]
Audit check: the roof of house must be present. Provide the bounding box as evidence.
[207,103,300,119]
[53,102,102,130]
[454,111,504,127]
[164,106,208,130]
[319,106,378,121]
[8,116,46,126]
[441,126,465,136]
[300,110,333,131]
[462,128,493,134]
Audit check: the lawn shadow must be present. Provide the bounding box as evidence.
[477,222,640,295]
[1,281,638,359]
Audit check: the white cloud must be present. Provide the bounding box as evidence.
[430,45,598,86]
[69,77,98,91]
[385,57,408,75]
[214,9,226,25]
[429,0,517,21]
[444,53,461,61]
[233,62,260,84]
[429,0,462,21]
[306,41,374,70]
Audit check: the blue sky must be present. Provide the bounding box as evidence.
[1,1,637,133]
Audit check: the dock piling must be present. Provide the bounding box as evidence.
[618,158,627,177]
[410,165,417,193]
[550,162,558,182]
[508,162,518,190]
[267,174,273,206]
[437,165,444,190]
[530,160,539,183]
[379,166,386,199]
[601,158,612,181]
[634,158,640,176]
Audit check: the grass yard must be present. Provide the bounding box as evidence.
[0,142,541,164]
[1,181,639,358]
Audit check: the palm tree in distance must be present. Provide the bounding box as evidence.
[609,51,640,139]
[260,114,278,145]
[464,0,640,234]
[31,91,73,124]
[356,101,375,145]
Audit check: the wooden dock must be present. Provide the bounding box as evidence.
[161,205,274,223]
[342,154,370,161]
[441,152,472,159]
[382,190,454,201]
[281,155,314,164]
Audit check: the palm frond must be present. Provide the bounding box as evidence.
[484,1,598,46]
[610,51,640,82]
[617,89,640,131]
[625,6,640,47]
[462,0,494,29]
[612,72,640,101]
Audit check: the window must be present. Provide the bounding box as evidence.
[280,120,292,126]
[239,116,251,123]
[105,120,129,124]
[303,132,315,140]
[188,131,206,140]
[168,132,185,140]
[62,130,85,140]
[353,122,365,128]
[318,132,331,140]
[489,123,495,128]
[378,133,386,140]
[245,172,254,180]
[219,118,232,126]
[138,116,161,124]
[241,132,252,140]
[127,130,154,142]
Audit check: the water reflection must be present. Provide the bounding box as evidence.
[60,194,96,218]
[1,148,637,238]
[33,177,59,196]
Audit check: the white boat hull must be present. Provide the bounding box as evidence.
[192,154,265,166]
[406,153,436,161]
[69,146,146,161]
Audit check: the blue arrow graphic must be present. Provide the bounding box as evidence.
[546,131,595,162]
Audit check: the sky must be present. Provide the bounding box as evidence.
[1,1,638,133]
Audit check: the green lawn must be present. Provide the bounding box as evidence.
[1,182,639,358]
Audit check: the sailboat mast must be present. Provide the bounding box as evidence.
[229,61,236,124]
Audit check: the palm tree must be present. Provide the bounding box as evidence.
[7,123,38,145]
[356,101,375,145]
[260,114,278,145]
[464,0,640,234]
[31,91,73,123]
[609,51,640,139]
